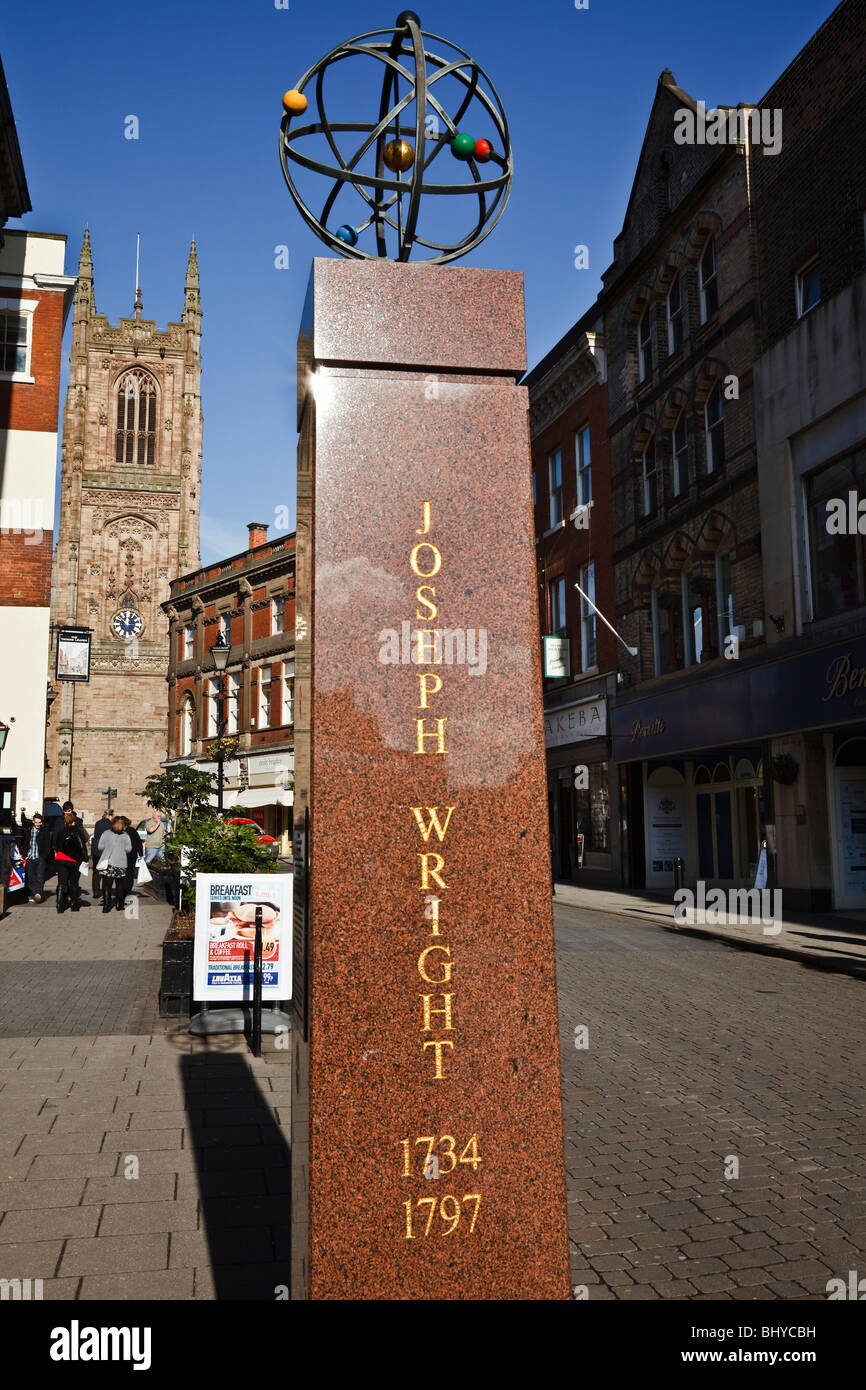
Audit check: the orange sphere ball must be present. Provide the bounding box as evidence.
[383,138,414,173]
[282,89,308,115]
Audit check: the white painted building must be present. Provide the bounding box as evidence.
[0,230,75,823]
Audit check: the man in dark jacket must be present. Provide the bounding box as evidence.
[24,813,53,903]
[52,805,89,912]
[91,811,112,897]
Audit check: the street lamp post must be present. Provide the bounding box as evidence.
[209,633,230,814]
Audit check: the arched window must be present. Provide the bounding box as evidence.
[642,438,658,516]
[180,697,195,756]
[116,370,157,466]
[666,274,683,357]
[670,409,689,497]
[705,383,725,474]
[638,305,653,383]
[699,238,718,321]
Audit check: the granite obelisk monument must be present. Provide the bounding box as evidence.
[283,13,571,1300]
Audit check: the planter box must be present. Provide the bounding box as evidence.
[159,933,194,1018]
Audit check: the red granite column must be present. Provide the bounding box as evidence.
[291,258,570,1300]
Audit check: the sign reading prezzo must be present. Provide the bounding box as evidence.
[392,501,484,1242]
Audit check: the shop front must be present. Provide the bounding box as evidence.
[544,687,620,887]
[197,750,294,856]
[613,635,866,910]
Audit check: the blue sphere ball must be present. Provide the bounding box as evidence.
[335,225,358,247]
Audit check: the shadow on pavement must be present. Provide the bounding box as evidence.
[181,1051,290,1299]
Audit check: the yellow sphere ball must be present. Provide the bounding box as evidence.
[282,89,308,115]
[383,138,414,173]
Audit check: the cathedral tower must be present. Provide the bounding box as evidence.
[46,231,202,820]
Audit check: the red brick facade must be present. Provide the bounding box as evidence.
[164,524,296,847]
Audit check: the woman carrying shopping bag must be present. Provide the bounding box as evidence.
[96,817,132,913]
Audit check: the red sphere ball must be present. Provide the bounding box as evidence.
[474,139,493,162]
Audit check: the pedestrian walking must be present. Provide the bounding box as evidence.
[120,815,145,898]
[95,817,133,913]
[52,806,89,913]
[143,811,167,865]
[24,813,52,903]
[91,810,112,898]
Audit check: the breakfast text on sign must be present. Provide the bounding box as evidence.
[401,500,483,1238]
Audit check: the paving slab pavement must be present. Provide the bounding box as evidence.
[0,882,292,1300]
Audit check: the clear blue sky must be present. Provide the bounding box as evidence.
[4,0,837,562]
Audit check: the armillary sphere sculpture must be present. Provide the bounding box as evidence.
[279,10,513,264]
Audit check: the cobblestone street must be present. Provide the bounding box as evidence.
[557,903,866,1300]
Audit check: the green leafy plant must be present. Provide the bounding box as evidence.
[141,766,217,831]
[163,817,278,910]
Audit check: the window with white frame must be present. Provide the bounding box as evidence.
[699,238,718,322]
[258,665,272,729]
[638,305,653,382]
[282,660,295,726]
[579,562,597,670]
[642,439,658,516]
[548,449,563,527]
[795,259,821,318]
[576,426,592,508]
[206,680,220,738]
[549,574,567,635]
[183,624,195,660]
[0,300,35,379]
[227,672,240,735]
[218,613,231,644]
[180,698,195,756]
[705,384,725,473]
[671,411,688,496]
[666,274,683,356]
[272,594,286,635]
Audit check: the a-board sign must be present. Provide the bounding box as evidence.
[193,873,292,1001]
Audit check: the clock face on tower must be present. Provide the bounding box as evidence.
[111,608,143,639]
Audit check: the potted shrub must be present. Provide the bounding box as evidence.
[141,768,281,1016]
[141,766,216,1015]
[769,753,799,785]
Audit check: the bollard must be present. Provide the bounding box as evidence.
[673,857,685,897]
[251,904,263,1058]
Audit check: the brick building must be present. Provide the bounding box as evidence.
[162,522,296,853]
[600,0,866,905]
[525,307,621,886]
[750,0,866,907]
[603,69,765,892]
[0,59,75,824]
[45,231,202,823]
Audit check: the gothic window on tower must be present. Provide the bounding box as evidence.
[115,369,157,466]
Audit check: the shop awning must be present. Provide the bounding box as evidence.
[210,788,293,810]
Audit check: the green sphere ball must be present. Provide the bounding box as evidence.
[450,131,476,160]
